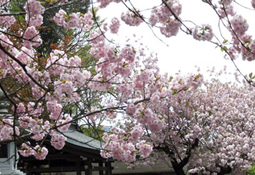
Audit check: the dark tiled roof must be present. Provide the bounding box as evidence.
[63,128,103,150]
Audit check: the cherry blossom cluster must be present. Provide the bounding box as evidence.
[218,0,233,6]
[149,0,182,37]
[23,26,42,49]
[0,119,19,141]
[120,11,143,26]
[192,24,214,41]
[19,142,48,160]
[109,17,120,34]
[0,12,15,27]
[217,4,235,18]
[148,1,181,26]
[230,15,249,37]
[0,0,9,6]
[53,9,93,30]
[160,19,181,38]
[238,35,255,61]
[96,0,121,8]
[24,0,45,26]
[101,130,153,162]
[252,0,255,9]
[50,132,67,150]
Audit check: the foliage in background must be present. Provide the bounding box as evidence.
[248,165,255,175]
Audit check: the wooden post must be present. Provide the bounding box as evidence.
[77,159,81,175]
[85,158,92,175]
[99,161,103,175]
[105,162,112,175]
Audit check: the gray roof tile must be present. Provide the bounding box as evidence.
[63,129,103,150]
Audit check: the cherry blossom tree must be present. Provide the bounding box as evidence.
[101,69,255,175]
[0,0,100,161]
[93,0,255,174]
[1,0,255,175]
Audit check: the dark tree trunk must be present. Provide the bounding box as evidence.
[218,165,232,175]
[171,159,186,175]
[162,138,199,175]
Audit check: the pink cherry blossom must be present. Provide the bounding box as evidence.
[26,14,43,26]
[0,126,13,141]
[57,114,72,131]
[50,133,66,150]
[192,24,214,41]
[230,15,249,37]
[136,141,153,158]
[126,104,136,115]
[31,133,45,141]
[121,11,143,26]
[19,116,31,129]
[23,26,42,49]
[24,0,45,17]
[96,0,121,8]
[64,13,81,29]
[219,0,233,6]
[0,14,15,27]
[160,19,181,38]
[19,142,34,157]
[53,9,67,26]
[130,125,144,141]
[109,17,120,34]
[33,146,48,160]
[252,0,255,9]
[47,100,63,120]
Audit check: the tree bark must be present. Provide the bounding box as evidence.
[217,165,232,175]
[163,138,199,175]
[171,159,186,175]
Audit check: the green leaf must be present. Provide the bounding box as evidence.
[169,76,173,82]
[223,39,228,44]
[248,164,255,175]
[221,46,228,52]
[249,73,253,79]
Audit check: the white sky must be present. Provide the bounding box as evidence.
[97,0,255,79]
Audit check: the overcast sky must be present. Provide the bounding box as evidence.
[97,0,255,79]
